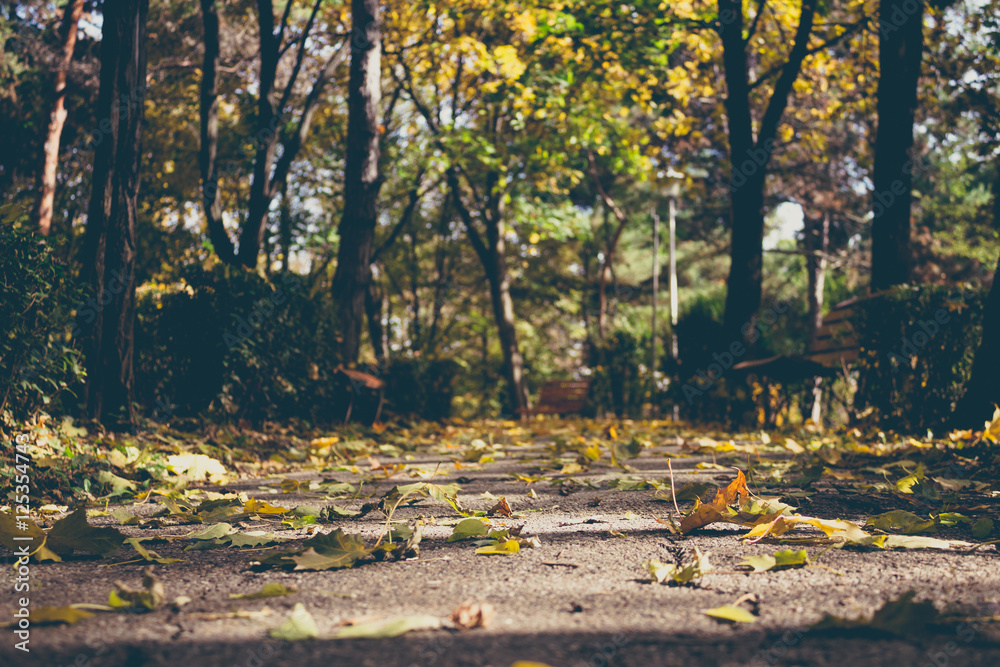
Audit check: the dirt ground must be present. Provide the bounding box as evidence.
[3,424,1000,667]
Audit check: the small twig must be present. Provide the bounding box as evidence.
[541,561,580,568]
[667,458,682,519]
[963,539,1000,553]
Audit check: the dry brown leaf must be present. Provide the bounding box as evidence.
[450,600,494,630]
[488,497,513,517]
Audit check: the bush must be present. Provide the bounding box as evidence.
[134,266,341,423]
[588,329,646,417]
[854,284,986,432]
[386,357,460,421]
[0,224,85,420]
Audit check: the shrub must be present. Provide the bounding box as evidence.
[386,357,460,421]
[854,284,986,432]
[0,224,85,420]
[134,266,341,423]
[588,329,646,417]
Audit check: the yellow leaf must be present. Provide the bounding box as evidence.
[244,498,291,515]
[475,540,520,555]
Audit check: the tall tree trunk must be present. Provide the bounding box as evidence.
[806,211,829,422]
[198,0,236,262]
[588,152,630,342]
[870,0,924,290]
[237,0,280,268]
[30,0,84,236]
[448,170,530,416]
[719,0,818,342]
[332,0,382,365]
[81,0,148,427]
[952,168,1000,427]
[482,212,529,416]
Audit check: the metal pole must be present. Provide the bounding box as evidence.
[669,196,679,421]
[651,208,659,406]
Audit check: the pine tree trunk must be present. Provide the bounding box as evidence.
[81,0,148,427]
[871,0,924,290]
[332,0,382,365]
[30,0,84,236]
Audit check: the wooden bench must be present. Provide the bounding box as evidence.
[805,297,862,368]
[519,379,591,416]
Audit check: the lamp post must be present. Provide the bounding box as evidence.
[662,170,684,421]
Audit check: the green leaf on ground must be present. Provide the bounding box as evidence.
[186,523,233,541]
[972,518,994,539]
[270,603,319,641]
[741,549,809,572]
[867,511,938,534]
[448,518,490,542]
[226,531,286,548]
[703,605,757,624]
[333,614,441,639]
[230,582,297,600]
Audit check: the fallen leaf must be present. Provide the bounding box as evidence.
[8,606,95,626]
[231,582,298,600]
[125,537,182,564]
[450,600,494,630]
[972,518,994,539]
[475,539,520,555]
[165,454,228,483]
[740,549,809,573]
[244,498,291,515]
[333,614,441,639]
[867,511,938,535]
[645,547,711,585]
[270,603,319,641]
[47,508,125,557]
[448,518,490,542]
[703,604,757,624]
[109,566,165,611]
[226,531,287,548]
[488,497,513,517]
